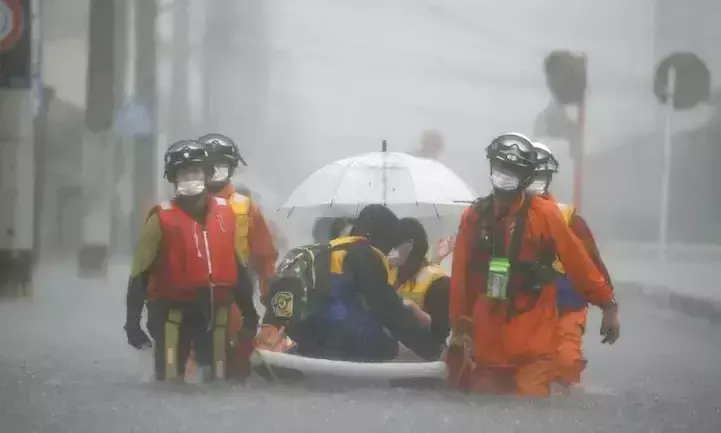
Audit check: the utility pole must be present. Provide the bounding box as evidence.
[129,0,158,244]
[169,0,190,140]
[79,0,129,277]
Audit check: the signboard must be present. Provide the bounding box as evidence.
[0,0,31,88]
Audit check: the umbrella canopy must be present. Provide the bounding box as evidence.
[280,150,477,218]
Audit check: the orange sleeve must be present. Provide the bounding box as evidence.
[569,213,613,290]
[540,201,613,307]
[247,202,277,283]
[449,207,477,324]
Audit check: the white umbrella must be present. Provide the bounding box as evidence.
[280,144,477,218]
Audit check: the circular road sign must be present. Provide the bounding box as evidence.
[0,0,24,53]
[653,52,711,110]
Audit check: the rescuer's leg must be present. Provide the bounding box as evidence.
[147,302,188,382]
[555,307,588,386]
[514,357,556,397]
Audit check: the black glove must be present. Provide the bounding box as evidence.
[124,323,152,350]
[125,274,150,350]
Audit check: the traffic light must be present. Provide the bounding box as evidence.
[544,51,587,106]
[653,52,710,110]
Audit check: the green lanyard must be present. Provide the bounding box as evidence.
[486,196,531,301]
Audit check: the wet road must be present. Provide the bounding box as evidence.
[1,262,720,433]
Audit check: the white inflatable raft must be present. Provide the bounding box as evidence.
[250,349,448,380]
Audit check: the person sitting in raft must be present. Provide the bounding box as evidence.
[388,218,451,345]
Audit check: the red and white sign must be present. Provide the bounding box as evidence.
[0,0,24,53]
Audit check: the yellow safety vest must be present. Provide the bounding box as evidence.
[229,193,251,264]
[328,236,391,276]
[394,263,447,310]
[552,202,575,274]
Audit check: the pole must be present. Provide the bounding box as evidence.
[130,0,157,242]
[79,0,118,277]
[658,66,676,263]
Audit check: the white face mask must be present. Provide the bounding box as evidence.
[176,180,205,196]
[526,179,548,195]
[211,165,230,183]
[490,170,520,191]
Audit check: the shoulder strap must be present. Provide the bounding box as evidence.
[487,195,531,260]
[507,195,532,262]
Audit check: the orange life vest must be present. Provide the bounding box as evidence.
[148,197,238,303]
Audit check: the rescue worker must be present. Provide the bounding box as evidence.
[258,204,444,362]
[447,133,620,397]
[198,133,278,377]
[390,217,450,345]
[199,133,277,301]
[526,142,614,392]
[123,140,259,382]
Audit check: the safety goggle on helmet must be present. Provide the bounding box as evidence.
[163,140,213,181]
[198,133,247,168]
[532,142,559,173]
[485,133,537,173]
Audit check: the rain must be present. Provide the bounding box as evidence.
[1,0,720,432]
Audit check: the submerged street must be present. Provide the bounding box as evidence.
[1,261,719,433]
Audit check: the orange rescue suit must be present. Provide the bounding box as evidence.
[449,194,613,396]
[541,195,613,386]
[148,197,238,303]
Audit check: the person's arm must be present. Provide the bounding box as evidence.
[423,276,450,344]
[234,216,260,335]
[449,207,476,325]
[542,202,615,309]
[430,236,454,265]
[247,201,278,299]
[568,212,613,289]
[126,213,162,326]
[351,246,443,361]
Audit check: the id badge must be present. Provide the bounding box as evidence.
[487,257,511,300]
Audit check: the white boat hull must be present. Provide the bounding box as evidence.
[251,349,448,380]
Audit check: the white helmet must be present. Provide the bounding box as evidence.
[531,142,559,173]
[532,142,552,154]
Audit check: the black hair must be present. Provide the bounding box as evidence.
[312,217,352,244]
[396,217,430,286]
[329,218,352,240]
[350,204,400,254]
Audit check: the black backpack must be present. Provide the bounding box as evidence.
[267,243,334,325]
